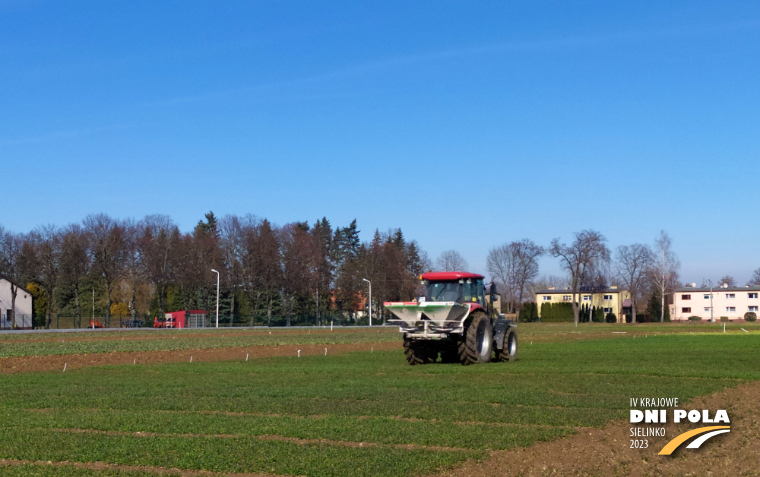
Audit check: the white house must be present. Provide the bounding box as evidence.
[0,277,33,329]
[672,284,760,321]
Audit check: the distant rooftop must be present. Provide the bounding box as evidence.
[675,285,760,293]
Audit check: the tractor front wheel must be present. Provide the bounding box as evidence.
[497,328,518,362]
[458,312,493,365]
[403,337,436,365]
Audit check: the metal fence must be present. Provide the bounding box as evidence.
[19,312,384,330]
[0,313,33,329]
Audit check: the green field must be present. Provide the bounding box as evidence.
[1,324,759,476]
[0,329,400,358]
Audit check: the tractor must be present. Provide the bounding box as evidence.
[384,272,517,365]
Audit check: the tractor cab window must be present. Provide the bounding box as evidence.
[426,281,461,302]
[465,279,485,306]
[424,278,485,305]
[460,278,486,306]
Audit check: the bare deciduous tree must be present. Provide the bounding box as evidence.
[59,225,90,328]
[219,214,246,324]
[529,275,570,297]
[435,250,469,272]
[33,225,62,328]
[649,230,680,322]
[138,214,179,319]
[750,268,760,286]
[83,214,127,327]
[719,275,736,287]
[550,230,610,325]
[486,239,544,314]
[615,243,652,324]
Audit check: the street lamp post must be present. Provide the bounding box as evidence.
[211,269,220,328]
[362,278,372,327]
[708,279,714,323]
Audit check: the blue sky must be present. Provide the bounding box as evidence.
[2,1,759,283]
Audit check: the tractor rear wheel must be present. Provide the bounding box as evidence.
[458,312,493,365]
[497,328,518,362]
[403,337,436,365]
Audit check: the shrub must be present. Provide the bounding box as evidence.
[518,302,539,323]
[539,302,574,322]
[720,316,729,323]
[605,312,617,323]
[745,312,757,322]
[688,315,702,323]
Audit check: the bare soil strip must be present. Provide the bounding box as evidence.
[430,380,760,477]
[0,328,391,344]
[41,427,470,453]
[0,342,401,374]
[0,458,284,477]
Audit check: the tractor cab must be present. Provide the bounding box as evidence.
[421,272,486,309]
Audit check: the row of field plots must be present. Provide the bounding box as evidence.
[1,324,759,476]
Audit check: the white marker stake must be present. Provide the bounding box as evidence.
[298,350,301,357]
[331,321,333,331]
[371,347,373,353]
[63,362,67,372]
[190,355,193,363]
[246,353,249,362]
[723,323,726,333]
[133,359,136,365]
[324,348,327,356]
[742,328,749,333]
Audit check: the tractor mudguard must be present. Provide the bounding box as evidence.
[493,317,510,350]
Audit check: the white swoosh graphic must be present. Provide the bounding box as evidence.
[686,429,731,448]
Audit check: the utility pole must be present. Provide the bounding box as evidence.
[91,288,95,329]
[708,279,714,323]
[211,269,220,328]
[362,278,372,327]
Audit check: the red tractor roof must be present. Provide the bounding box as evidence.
[421,271,484,281]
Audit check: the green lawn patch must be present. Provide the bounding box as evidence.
[1,330,758,476]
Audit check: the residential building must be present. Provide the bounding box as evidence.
[0,277,33,329]
[672,285,760,321]
[534,286,631,323]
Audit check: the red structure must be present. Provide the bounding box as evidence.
[157,310,206,328]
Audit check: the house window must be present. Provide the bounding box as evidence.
[682,307,691,313]
[749,293,758,299]
[562,295,571,302]
[704,307,711,312]
[681,294,691,300]
[726,294,735,299]
[603,295,613,300]
[542,296,552,301]
[749,306,758,312]
[726,307,736,312]
[583,295,591,301]
[603,307,611,313]
[704,294,710,299]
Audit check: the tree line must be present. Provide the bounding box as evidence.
[0,213,429,328]
[3,216,758,328]
[487,230,760,325]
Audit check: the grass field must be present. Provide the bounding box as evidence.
[1,323,759,476]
